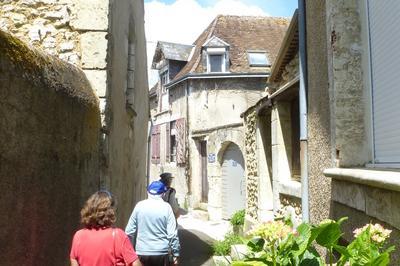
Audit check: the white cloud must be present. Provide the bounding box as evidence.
[145,0,267,87]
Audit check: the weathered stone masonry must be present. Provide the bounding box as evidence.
[244,107,259,220]
[0,0,109,114]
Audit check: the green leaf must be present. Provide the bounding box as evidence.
[294,223,313,256]
[337,217,348,225]
[232,261,268,266]
[333,244,351,258]
[370,253,390,266]
[299,250,324,266]
[315,222,342,248]
[383,245,395,254]
[247,237,265,252]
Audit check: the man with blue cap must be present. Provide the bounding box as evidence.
[125,181,180,265]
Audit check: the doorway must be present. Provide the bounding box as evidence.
[221,143,245,219]
[200,141,208,202]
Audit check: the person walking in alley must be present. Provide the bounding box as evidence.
[125,181,180,266]
[159,172,180,219]
[70,190,141,266]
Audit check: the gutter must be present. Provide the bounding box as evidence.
[165,72,269,89]
[298,0,309,222]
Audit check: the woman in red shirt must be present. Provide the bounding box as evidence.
[70,190,141,266]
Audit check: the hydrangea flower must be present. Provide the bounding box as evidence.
[249,220,293,243]
[353,223,392,244]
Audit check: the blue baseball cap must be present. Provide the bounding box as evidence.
[147,181,167,195]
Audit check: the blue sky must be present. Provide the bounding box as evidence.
[144,0,297,86]
[144,0,298,17]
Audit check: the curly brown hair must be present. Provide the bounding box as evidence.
[80,190,116,228]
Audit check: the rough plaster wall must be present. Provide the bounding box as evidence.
[149,96,158,117]
[327,0,370,166]
[169,83,186,116]
[189,78,265,131]
[306,0,333,225]
[244,109,259,219]
[149,163,188,207]
[0,0,110,100]
[105,0,149,227]
[0,31,100,266]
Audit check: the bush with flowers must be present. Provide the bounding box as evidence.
[232,217,395,266]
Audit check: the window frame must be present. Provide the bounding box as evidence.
[206,47,227,73]
[247,50,270,67]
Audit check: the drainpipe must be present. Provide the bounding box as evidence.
[298,0,309,222]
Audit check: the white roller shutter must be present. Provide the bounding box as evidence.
[368,0,400,163]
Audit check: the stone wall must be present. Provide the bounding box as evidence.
[0,0,150,235]
[0,30,100,266]
[0,0,109,101]
[244,108,259,219]
[326,0,370,167]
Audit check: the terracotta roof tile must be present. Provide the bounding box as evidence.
[173,15,290,81]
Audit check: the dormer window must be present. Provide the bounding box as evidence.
[247,51,269,67]
[207,48,226,72]
[203,36,230,73]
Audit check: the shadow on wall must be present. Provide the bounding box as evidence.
[0,30,101,265]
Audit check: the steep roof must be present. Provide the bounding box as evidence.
[149,83,158,98]
[151,41,194,69]
[173,15,290,81]
[268,10,299,83]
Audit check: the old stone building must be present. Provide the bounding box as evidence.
[242,11,300,225]
[0,0,149,227]
[149,15,289,220]
[305,0,400,262]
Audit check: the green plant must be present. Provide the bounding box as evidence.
[233,220,323,266]
[336,223,395,266]
[232,217,395,266]
[230,209,245,226]
[213,232,244,256]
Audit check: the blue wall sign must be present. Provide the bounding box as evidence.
[208,153,216,163]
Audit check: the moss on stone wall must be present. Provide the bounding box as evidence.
[0,30,98,107]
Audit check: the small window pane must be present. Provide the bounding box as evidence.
[210,55,223,72]
[248,52,268,66]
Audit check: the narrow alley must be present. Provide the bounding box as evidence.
[2,0,400,265]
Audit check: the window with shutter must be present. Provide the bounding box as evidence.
[151,125,161,164]
[176,118,186,164]
[166,123,170,163]
[368,0,400,164]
